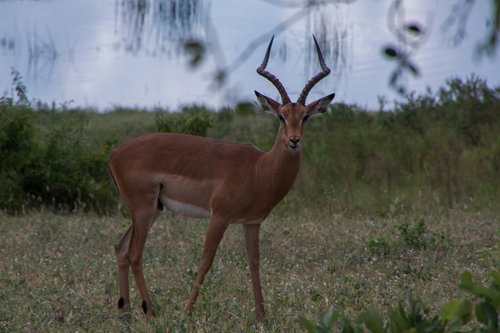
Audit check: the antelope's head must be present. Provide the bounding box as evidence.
[255,36,335,153]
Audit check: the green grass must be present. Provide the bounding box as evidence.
[1,208,498,332]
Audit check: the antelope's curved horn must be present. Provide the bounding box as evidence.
[256,36,291,105]
[297,35,331,105]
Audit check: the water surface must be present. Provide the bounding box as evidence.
[0,0,498,110]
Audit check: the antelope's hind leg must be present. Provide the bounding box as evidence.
[115,185,162,316]
[128,207,161,316]
[115,224,133,313]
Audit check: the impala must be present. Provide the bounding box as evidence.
[108,35,335,319]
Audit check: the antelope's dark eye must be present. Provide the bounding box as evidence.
[277,114,285,123]
[302,114,310,123]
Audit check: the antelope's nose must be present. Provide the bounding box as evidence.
[290,137,300,144]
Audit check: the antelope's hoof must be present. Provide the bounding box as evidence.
[142,300,156,317]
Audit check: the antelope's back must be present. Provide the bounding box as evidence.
[109,132,264,182]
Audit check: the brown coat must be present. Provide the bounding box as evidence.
[109,128,300,223]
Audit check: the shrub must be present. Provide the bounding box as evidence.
[299,270,500,332]
[0,75,499,214]
[0,105,116,213]
[22,115,116,213]
[155,106,213,136]
[0,104,37,213]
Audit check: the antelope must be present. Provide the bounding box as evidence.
[108,35,335,319]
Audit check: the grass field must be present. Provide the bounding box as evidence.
[1,206,498,332]
[1,76,499,331]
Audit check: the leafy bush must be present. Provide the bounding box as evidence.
[365,218,443,258]
[0,75,499,214]
[299,270,500,332]
[0,104,37,212]
[366,237,391,257]
[0,68,29,105]
[155,106,213,136]
[298,75,500,214]
[23,118,115,213]
[0,75,116,213]
[397,218,433,250]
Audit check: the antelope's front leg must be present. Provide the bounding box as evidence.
[244,223,265,319]
[184,217,229,312]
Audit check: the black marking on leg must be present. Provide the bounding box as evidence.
[142,300,148,314]
[118,297,125,309]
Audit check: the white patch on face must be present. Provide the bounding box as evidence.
[287,141,301,152]
[161,197,211,218]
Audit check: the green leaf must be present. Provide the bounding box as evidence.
[481,272,500,307]
[460,277,500,302]
[388,303,412,331]
[460,271,474,287]
[489,270,500,291]
[440,299,473,325]
[299,316,317,333]
[407,295,425,324]
[341,319,364,333]
[340,321,355,333]
[475,301,498,328]
[319,309,340,329]
[460,271,492,298]
[358,311,385,333]
[416,320,443,333]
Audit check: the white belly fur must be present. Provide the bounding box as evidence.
[161,197,263,224]
[162,197,210,218]
[233,218,263,225]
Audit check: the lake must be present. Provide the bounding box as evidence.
[1,0,499,111]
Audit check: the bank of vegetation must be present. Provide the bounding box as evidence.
[1,75,499,215]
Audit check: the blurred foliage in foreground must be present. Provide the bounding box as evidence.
[0,74,499,214]
[300,270,500,333]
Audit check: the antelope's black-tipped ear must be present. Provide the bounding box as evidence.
[306,93,335,116]
[255,91,281,115]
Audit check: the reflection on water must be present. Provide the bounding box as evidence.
[0,0,498,109]
[116,0,206,55]
[304,5,349,84]
[26,29,58,81]
[115,0,345,74]
[0,35,16,53]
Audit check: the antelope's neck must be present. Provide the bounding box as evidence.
[258,127,301,199]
